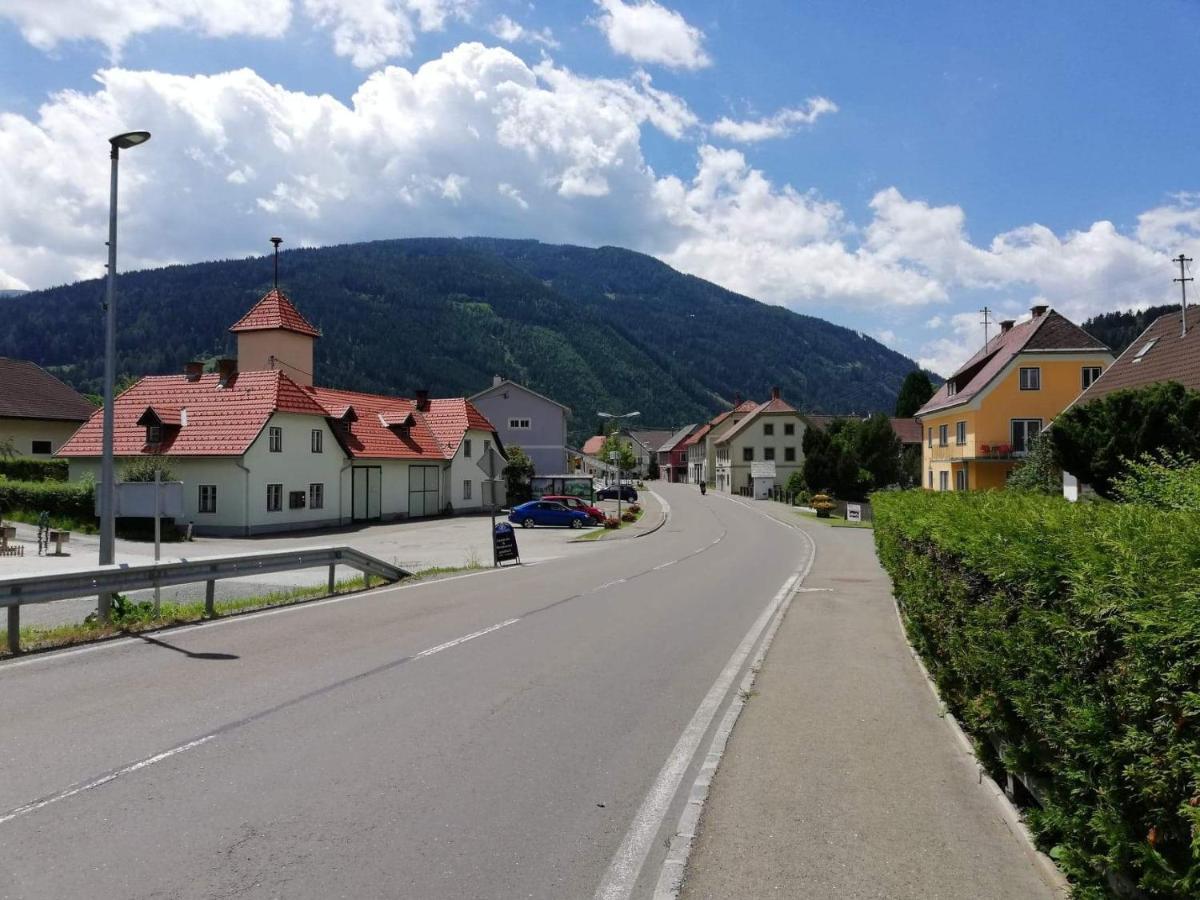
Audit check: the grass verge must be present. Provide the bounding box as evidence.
[793,509,872,529]
[0,563,484,659]
[572,506,646,541]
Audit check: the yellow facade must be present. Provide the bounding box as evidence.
[918,353,1112,491]
[1,417,85,456]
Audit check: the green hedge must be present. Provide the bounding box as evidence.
[0,479,94,520]
[0,456,69,482]
[873,490,1200,898]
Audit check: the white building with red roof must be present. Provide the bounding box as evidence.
[713,387,807,495]
[59,290,502,535]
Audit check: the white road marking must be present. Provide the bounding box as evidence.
[0,734,216,826]
[413,619,520,659]
[652,561,677,571]
[594,548,813,900]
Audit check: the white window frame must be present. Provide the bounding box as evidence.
[955,421,967,446]
[198,484,217,514]
[269,426,282,452]
[463,479,472,500]
[508,418,531,430]
[1019,367,1041,391]
[267,483,282,512]
[938,424,948,447]
[309,482,324,510]
[939,470,949,491]
[1010,418,1044,455]
[311,429,323,453]
[1081,366,1102,390]
[146,425,162,445]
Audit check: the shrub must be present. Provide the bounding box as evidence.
[0,456,69,482]
[628,502,642,514]
[603,515,620,529]
[811,492,834,518]
[0,479,95,521]
[1006,433,1061,494]
[873,490,1200,896]
[1112,452,1200,511]
[620,511,636,522]
[121,453,176,483]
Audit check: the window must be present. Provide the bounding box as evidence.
[146,425,162,445]
[946,381,958,397]
[288,490,306,509]
[938,424,948,447]
[927,427,933,448]
[1133,339,1158,362]
[784,447,796,462]
[1019,367,1041,391]
[267,483,282,511]
[1081,366,1102,389]
[743,447,754,462]
[198,484,217,514]
[309,483,324,510]
[463,479,472,500]
[311,429,323,453]
[464,439,472,458]
[1011,419,1044,454]
[928,470,934,489]
[30,440,51,454]
[784,423,795,436]
[763,423,774,436]
[955,421,967,446]
[269,426,282,452]
[939,471,949,491]
[764,447,776,461]
[508,418,531,430]
[956,469,968,491]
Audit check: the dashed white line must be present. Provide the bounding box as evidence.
[413,618,520,660]
[652,560,677,571]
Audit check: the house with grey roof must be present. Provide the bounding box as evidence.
[0,357,96,457]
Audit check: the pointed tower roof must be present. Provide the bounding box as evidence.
[229,289,320,337]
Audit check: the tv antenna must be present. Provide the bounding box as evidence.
[980,305,993,348]
[1174,253,1192,337]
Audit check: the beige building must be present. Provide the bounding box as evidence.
[683,398,759,485]
[713,389,807,494]
[0,357,96,456]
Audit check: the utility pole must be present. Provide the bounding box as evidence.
[979,305,993,348]
[1174,253,1192,337]
[271,237,283,290]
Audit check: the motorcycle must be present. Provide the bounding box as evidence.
[699,482,707,496]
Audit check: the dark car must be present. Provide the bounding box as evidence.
[508,500,594,529]
[543,494,606,523]
[596,484,638,502]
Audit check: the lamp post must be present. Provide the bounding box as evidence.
[98,130,151,623]
[598,410,639,520]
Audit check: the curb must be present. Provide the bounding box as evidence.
[635,490,671,538]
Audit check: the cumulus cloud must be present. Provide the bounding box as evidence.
[593,0,710,70]
[489,14,558,48]
[710,98,838,143]
[301,0,471,68]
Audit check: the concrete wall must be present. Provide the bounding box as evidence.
[3,417,85,456]
[471,384,567,477]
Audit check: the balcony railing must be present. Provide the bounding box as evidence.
[928,443,1026,462]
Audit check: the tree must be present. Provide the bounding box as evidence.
[503,444,535,505]
[0,437,16,460]
[1049,382,1200,498]
[895,370,936,417]
[601,432,637,474]
[1006,434,1060,493]
[121,454,176,482]
[851,414,902,489]
[803,415,904,500]
[647,458,660,480]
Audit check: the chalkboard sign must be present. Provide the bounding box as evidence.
[494,522,520,566]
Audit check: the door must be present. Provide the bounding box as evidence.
[409,465,441,518]
[1010,419,1043,455]
[352,467,382,522]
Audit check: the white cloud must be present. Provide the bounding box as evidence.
[0,0,291,56]
[593,0,710,70]
[1135,193,1200,251]
[302,0,472,68]
[710,98,838,143]
[489,14,558,48]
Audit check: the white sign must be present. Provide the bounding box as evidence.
[95,481,185,518]
[476,446,508,480]
[846,503,862,523]
[749,460,776,479]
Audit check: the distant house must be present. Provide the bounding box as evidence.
[713,388,807,495]
[684,397,759,485]
[657,425,697,482]
[0,357,96,456]
[916,305,1112,492]
[627,429,674,475]
[804,414,921,450]
[1058,308,1199,500]
[470,376,570,476]
[60,289,501,534]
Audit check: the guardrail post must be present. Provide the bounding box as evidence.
[7,606,18,655]
[328,564,336,595]
[204,580,215,618]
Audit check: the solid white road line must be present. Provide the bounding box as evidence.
[593,560,813,900]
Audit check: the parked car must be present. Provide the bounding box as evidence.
[508,500,594,529]
[596,484,638,502]
[543,494,605,523]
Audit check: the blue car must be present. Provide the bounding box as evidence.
[509,500,593,529]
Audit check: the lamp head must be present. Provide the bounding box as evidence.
[110,131,151,150]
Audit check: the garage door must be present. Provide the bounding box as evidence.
[408,465,441,518]
[352,466,382,522]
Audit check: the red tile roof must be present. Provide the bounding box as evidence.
[716,396,799,444]
[0,357,96,422]
[581,435,606,456]
[917,309,1109,417]
[889,417,923,444]
[58,370,329,457]
[682,400,758,447]
[229,289,321,337]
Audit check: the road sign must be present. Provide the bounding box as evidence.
[493,522,520,565]
[477,446,507,481]
[846,503,862,523]
[94,480,185,518]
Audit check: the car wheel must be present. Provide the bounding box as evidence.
[570,518,582,529]
[522,517,535,528]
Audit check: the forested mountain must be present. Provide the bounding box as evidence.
[1082,303,1179,356]
[0,238,924,444]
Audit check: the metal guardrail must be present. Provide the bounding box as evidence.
[0,546,411,655]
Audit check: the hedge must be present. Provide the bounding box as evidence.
[873,490,1200,898]
[0,456,69,482]
[0,479,94,521]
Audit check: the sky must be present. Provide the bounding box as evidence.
[1,0,1198,375]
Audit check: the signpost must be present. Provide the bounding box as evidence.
[477,447,509,566]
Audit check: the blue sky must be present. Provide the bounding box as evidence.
[1,0,1197,374]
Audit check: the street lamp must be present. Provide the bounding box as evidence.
[598,410,639,520]
[98,130,151,623]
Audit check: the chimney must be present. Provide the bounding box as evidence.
[1000,319,1015,333]
[1030,304,1048,317]
[493,374,503,387]
[415,389,430,411]
[217,358,237,386]
[771,385,781,401]
[184,361,203,382]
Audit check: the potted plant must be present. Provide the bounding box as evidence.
[812,493,835,518]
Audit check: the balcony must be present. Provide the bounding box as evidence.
[928,443,1025,462]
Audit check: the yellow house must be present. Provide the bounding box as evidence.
[916,305,1113,491]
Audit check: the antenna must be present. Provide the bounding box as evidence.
[270,237,283,290]
[980,305,993,348]
[1174,253,1193,337]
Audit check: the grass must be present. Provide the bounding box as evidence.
[0,562,485,659]
[3,509,98,534]
[793,509,873,529]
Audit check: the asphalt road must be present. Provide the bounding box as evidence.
[0,483,808,899]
